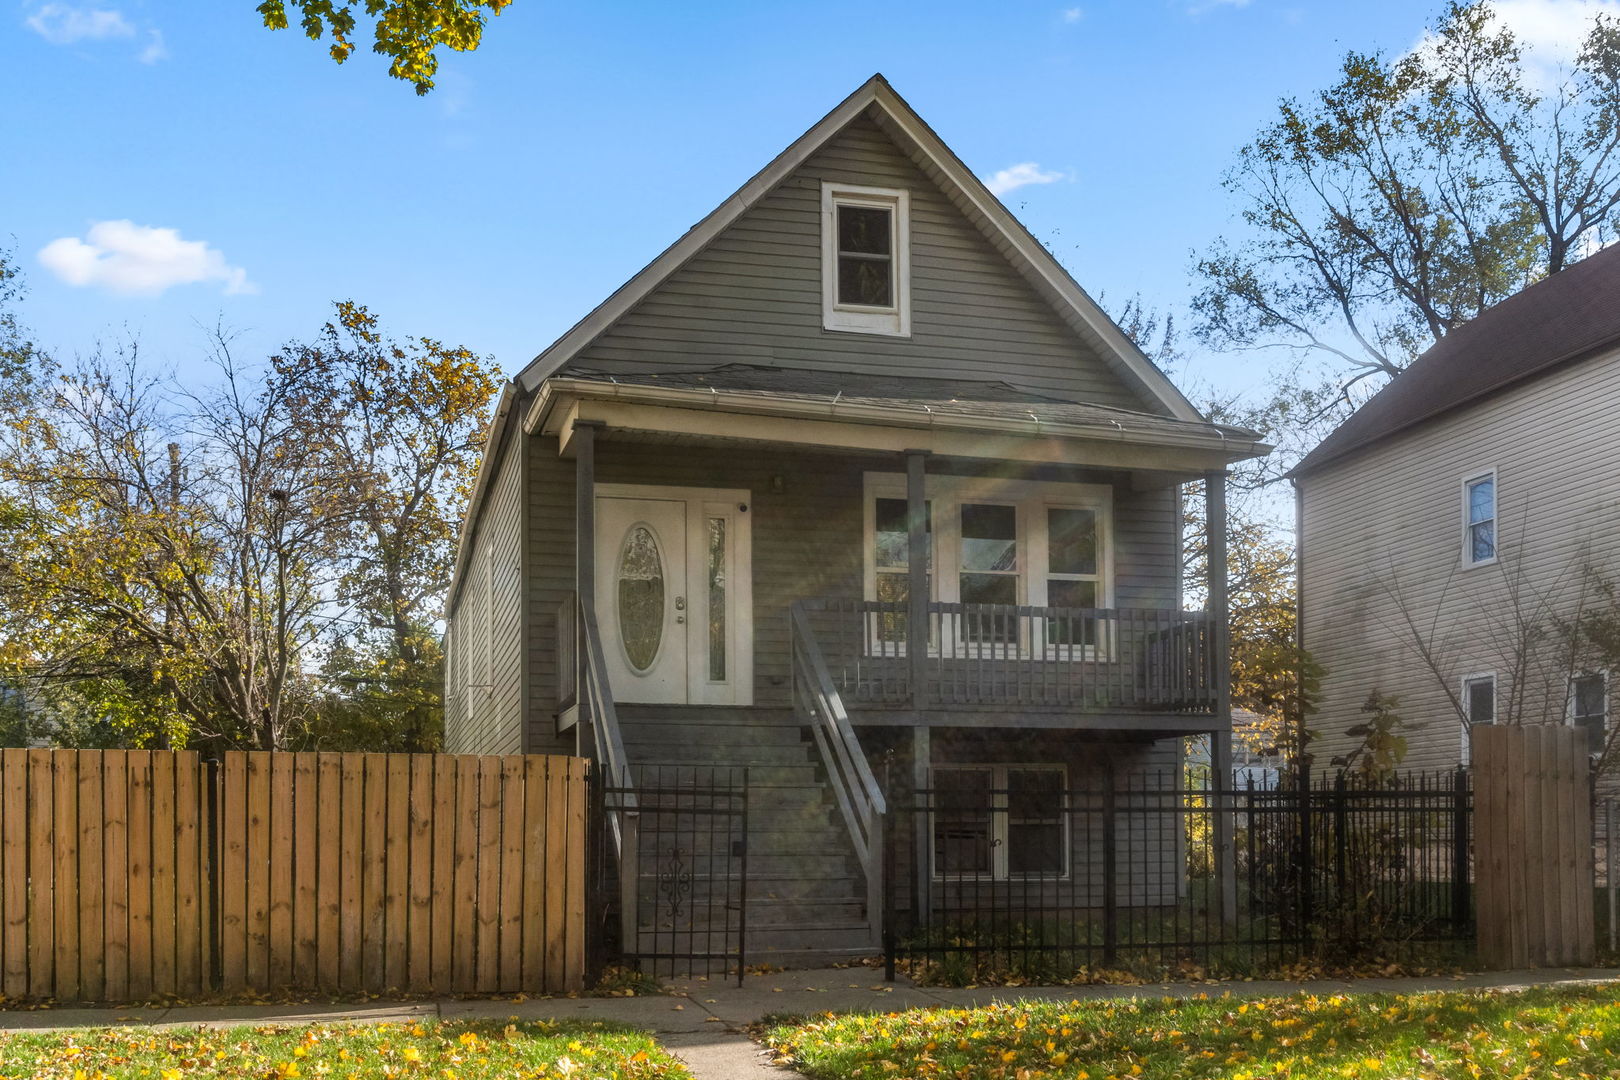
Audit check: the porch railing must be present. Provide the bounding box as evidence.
[790,600,886,946]
[574,592,639,945]
[796,599,1217,712]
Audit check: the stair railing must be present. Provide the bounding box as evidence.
[577,593,638,945]
[790,600,887,945]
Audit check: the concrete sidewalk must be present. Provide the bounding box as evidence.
[2,964,1619,1035]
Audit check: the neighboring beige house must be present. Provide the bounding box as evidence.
[1295,244,1620,774]
[443,75,1267,962]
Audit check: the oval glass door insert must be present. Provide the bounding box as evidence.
[617,524,666,672]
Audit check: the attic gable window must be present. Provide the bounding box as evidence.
[822,182,910,336]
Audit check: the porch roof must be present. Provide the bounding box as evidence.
[527,364,1270,473]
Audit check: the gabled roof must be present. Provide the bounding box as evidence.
[515,74,1203,425]
[1294,242,1620,478]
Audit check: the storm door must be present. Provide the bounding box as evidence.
[595,487,752,706]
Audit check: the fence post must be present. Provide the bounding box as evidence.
[1298,774,1314,933]
[1451,766,1470,932]
[1102,766,1117,968]
[205,757,222,994]
[883,801,897,982]
[1333,773,1348,900]
[1600,793,1613,952]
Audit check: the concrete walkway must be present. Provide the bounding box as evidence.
[4,966,1620,1079]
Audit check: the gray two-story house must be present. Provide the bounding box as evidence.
[443,76,1266,962]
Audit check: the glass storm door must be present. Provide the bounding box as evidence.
[597,497,690,703]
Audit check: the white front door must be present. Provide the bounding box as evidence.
[596,487,753,706]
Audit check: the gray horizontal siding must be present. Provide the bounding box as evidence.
[572,115,1153,410]
[445,427,526,756]
[1301,344,1620,773]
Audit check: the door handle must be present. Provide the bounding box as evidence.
[674,596,687,611]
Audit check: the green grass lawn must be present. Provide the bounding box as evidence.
[0,1018,689,1079]
[765,983,1620,1079]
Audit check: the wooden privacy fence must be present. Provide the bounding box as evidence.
[1473,724,1595,969]
[1,749,208,1003]
[0,750,589,1004]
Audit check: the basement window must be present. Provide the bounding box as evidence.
[931,764,1068,880]
[1460,672,1496,765]
[822,183,910,336]
[1571,672,1607,753]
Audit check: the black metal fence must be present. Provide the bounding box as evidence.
[884,769,1472,982]
[595,765,748,983]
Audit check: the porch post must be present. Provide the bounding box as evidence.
[905,450,929,710]
[1205,469,1238,925]
[575,421,601,761]
[912,725,932,927]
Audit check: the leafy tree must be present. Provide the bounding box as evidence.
[272,303,497,751]
[1195,0,1620,435]
[258,0,512,94]
[0,284,498,751]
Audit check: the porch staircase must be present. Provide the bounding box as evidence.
[617,705,879,963]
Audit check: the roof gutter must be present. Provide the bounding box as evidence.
[525,377,1271,461]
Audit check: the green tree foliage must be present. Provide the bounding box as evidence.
[1196,0,1620,453]
[257,0,512,94]
[0,269,498,751]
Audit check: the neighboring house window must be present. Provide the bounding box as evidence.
[822,183,911,336]
[1460,672,1496,765]
[1463,472,1496,566]
[932,764,1067,879]
[862,475,1112,656]
[1571,672,1608,753]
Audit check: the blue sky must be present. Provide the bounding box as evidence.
[1,0,1513,400]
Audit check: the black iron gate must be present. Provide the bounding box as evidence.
[598,765,749,983]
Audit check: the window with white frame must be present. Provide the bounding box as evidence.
[1460,672,1496,764]
[931,764,1067,879]
[1463,472,1496,566]
[863,474,1111,655]
[822,183,910,336]
[871,496,931,645]
[1571,672,1607,753]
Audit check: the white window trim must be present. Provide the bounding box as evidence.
[929,763,1070,881]
[1461,469,1498,569]
[862,473,1113,659]
[1568,669,1609,753]
[1460,671,1497,766]
[821,182,911,337]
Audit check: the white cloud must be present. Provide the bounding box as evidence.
[137,28,167,64]
[1489,0,1620,62]
[38,221,256,297]
[985,162,1066,197]
[1061,7,1084,22]
[1187,0,1250,14]
[1409,0,1620,83]
[25,3,133,44]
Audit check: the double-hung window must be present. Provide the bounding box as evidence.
[931,764,1067,879]
[822,183,910,336]
[959,503,1019,645]
[1460,672,1496,765]
[1464,472,1496,566]
[871,496,930,647]
[1571,672,1608,753]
